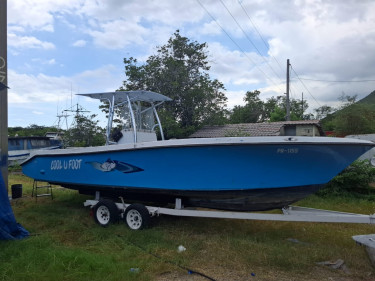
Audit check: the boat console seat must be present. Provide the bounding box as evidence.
[117,129,157,144]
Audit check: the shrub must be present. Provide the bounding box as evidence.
[317,160,375,197]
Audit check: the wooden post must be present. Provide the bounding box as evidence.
[0,0,8,189]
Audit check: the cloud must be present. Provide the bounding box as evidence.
[6,0,375,121]
[8,33,55,50]
[72,40,87,47]
[8,65,122,104]
[31,58,57,65]
[32,111,44,115]
[200,21,222,36]
[78,0,202,24]
[8,65,124,127]
[8,0,80,31]
[88,20,150,49]
[47,59,56,65]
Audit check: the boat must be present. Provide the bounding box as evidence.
[21,91,375,211]
[8,135,62,166]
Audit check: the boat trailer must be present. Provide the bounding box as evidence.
[83,192,375,230]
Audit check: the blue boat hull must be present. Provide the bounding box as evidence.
[21,138,374,211]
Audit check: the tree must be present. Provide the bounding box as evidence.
[314,105,334,120]
[270,96,312,121]
[8,125,58,137]
[119,30,228,138]
[334,103,375,136]
[269,106,286,122]
[318,94,375,135]
[230,91,311,123]
[64,114,105,147]
[263,96,279,121]
[230,90,264,123]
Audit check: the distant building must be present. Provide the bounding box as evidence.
[190,120,325,138]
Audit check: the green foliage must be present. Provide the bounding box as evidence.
[64,114,105,147]
[319,92,375,135]
[334,103,375,136]
[230,90,264,123]
[8,125,59,137]
[230,91,311,124]
[269,105,286,122]
[4,174,375,280]
[314,105,334,120]
[317,160,375,197]
[120,30,228,139]
[358,89,375,105]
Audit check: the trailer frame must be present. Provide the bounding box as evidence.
[83,192,375,230]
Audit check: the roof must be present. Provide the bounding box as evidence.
[78,90,172,104]
[189,120,324,138]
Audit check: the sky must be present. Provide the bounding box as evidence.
[6,0,375,128]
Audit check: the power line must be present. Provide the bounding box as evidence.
[296,77,375,83]
[290,65,321,108]
[196,0,282,91]
[219,0,283,86]
[237,0,284,72]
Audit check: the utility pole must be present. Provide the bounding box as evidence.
[0,0,8,188]
[286,59,291,121]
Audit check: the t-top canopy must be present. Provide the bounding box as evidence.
[77,90,172,104]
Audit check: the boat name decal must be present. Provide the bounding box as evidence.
[276,148,299,154]
[50,159,82,170]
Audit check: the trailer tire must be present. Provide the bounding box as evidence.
[93,199,119,227]
[124,203,150,230]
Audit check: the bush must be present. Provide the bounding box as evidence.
[317,160,375,197]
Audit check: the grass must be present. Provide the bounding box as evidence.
[1,173,375,281]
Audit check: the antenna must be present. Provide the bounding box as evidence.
[63,103,90,127]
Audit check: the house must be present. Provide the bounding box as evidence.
[189,120,325,138]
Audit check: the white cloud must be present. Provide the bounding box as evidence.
[8,33,55,50]
[6,0,375,124]
[31,58,57,65]
[8,65,124,127]
[88,20,150,49]
[8,71,72,104]
[207,42,280,88]
[8,0,80,31]
[226,90,246,108]
[8,65,123,105]
[79,0,202,25]
[72,40,87,47]
[32,111,44,115]
[200,21,222,36]
[47,59,56,65]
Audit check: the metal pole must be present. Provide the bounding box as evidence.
[126,95,137,143]
[105,95,115,145]
[0,0,8,189]
[152,103,165,140]
[286,59,290,121]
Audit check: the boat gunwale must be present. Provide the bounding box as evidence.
[20,136,375,165]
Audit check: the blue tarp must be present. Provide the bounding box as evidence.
[0,173,29,240]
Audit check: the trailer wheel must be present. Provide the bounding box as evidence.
[93,199,119,227]
[124,203,150,230]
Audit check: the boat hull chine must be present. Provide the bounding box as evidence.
[60,182,323,212]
